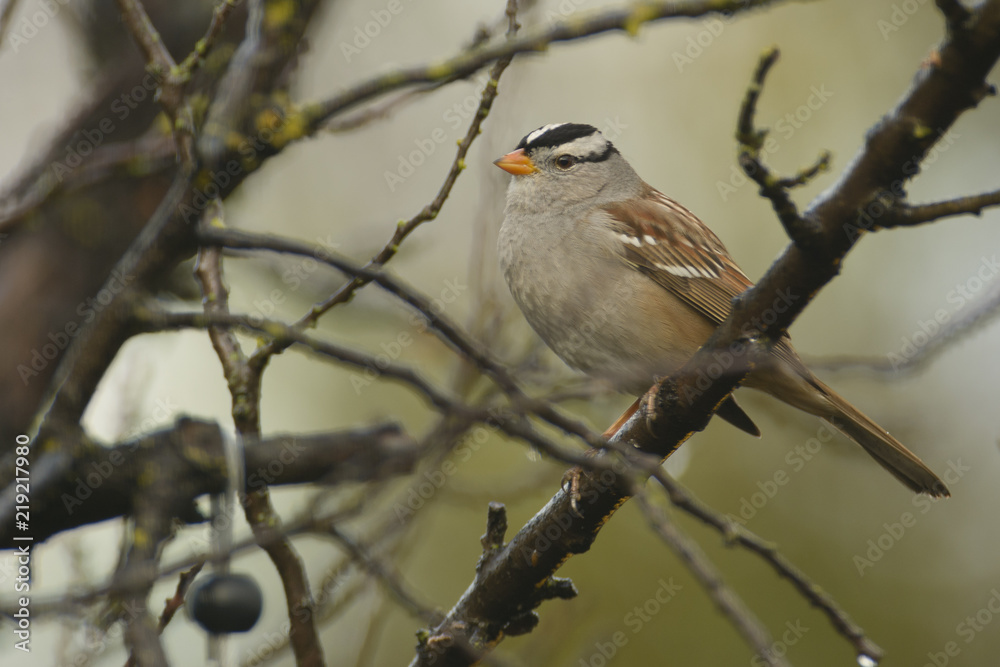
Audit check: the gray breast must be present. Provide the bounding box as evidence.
[498,207,681,392]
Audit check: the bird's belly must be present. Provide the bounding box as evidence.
[502,244,707,393]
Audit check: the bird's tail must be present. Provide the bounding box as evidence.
[749,344,950,497]
[814,376,949,497]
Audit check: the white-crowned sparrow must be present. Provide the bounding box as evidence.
[494,122,948,497]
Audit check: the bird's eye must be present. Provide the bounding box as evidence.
[555,154,577,169]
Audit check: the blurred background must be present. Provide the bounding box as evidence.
[1,0,999,665]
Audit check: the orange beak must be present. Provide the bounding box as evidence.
[493,148,538,175]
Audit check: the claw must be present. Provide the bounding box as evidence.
[561,466,584,517]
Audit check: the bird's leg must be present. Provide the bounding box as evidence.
[562,397,642,515]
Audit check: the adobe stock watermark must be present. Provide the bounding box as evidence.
[349,275,468,394]
[716,85,834,202]
[47,71,163,181]
[6,0,72,54]
[671,10,743,73]
[540,0,591,24]
[238,233,342,328]
[920,588,1000,667]
[852,458,970,576]
[62,598,147,667]
[750,620,809,667]
[339,0,410,62]
[392,406,513,523]
[517,457,635,566]
[729,421,838,524]
[577,577,683,666]
[383,70,492,192]
[384,113,626,192]
[677,287,800,405]
[887,254,1000,370]
[60,397,180,514]
[178,111,290,224]
[842,127,961,241]
[17,268,135,385]
[877,0,931,40]
[242,565,348,667]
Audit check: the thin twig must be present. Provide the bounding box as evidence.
[123,564,203,667]
[114,0,177,76]
[631,490,789,667]
[737,47,826,249]
[881,188,1000,228]
[177,0,239,77]
[249,28,518,371]
[326,525,440,625]
[193,201,325,667]
[648,469,884,663]
[809,277,1000,375]
[0,133,176,236]
[307,0,784,130]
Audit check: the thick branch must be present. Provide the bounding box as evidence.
[0,419,418,547]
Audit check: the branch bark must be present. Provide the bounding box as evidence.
[0,419,418,547]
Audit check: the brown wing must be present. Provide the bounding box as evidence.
[600,184,753,326]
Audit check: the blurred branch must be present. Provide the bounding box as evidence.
[28,0,776,444]
[176,0,240,77]
[936,0,973,32]
[646,468,883,662]
[195,225,654,497]
[809,277,1000,375]
[0,133,177,236]
[326,525,440,626]
[194,198,325,667]
[39,0,319,437]
[123,563,204,667]
[630,491,789,667]
[307,0,784,130]
[249,23,518,372]
[115,0,177,76]
[0,0,20,52]
[0,418,420,547]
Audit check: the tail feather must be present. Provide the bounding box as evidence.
[750,342,950,497]
[820,382,950,497]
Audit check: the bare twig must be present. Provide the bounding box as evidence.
[125,561,205,667]
[631,490,789,667]
[737,47,826,249]
[307,0,784,130]
[177,0,239,77]
[647,469,884,663]
[326,525,440,626]
[114,0,177,75]
[193,200,325,667]
[249,24,518,372]
[880,187,1000,227]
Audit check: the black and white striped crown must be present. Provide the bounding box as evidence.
[516,123,617,162]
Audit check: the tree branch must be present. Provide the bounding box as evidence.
[0,418,419,547]
[880,187,1000,227]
